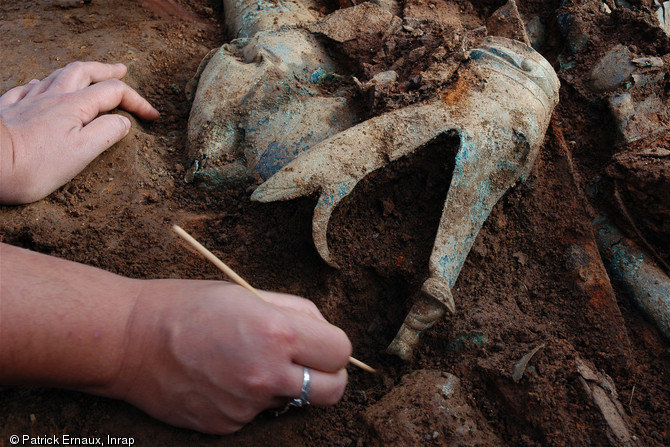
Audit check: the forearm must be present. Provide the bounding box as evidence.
[0,243,140,393]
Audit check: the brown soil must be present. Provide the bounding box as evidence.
[1,1,669,446]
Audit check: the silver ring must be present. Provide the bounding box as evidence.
[289,367,311,408]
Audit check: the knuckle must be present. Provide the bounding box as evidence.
[236,406,260,424]
[302,299,320,315]
[224,401,259,427]
[66,60,86,71]
[241,366,276,396]
[205,412,248,435]
[262,315,298,348]
[103,78,124,89]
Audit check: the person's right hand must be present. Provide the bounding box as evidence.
[0,61,160,205]
[102,279,352,434]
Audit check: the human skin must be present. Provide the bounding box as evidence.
[0,244,351,434]
[0,61,159,204]
[0,62,352,434]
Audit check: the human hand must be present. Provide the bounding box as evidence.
[104,279,352,434]
[0,61,160,205]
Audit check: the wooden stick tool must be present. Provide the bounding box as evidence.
[172,224,377,374]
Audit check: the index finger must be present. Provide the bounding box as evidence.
[281,307,352,372]
[46,61,129,93]
[71,78,160,122]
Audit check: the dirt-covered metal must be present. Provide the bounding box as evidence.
[252,36,560,359]
[186,0,358,186]
[594,216,670,341]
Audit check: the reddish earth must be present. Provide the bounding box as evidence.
[1,1,669,446]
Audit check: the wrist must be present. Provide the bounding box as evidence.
[98,279,165,401]
[84,277,149,398]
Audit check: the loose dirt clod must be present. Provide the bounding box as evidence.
[364,370,504,445]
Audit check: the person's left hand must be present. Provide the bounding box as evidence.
[0,61,160,205]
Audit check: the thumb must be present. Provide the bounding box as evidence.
[77,114,132,164]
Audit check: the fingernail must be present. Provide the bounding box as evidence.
[121,116,131,130]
